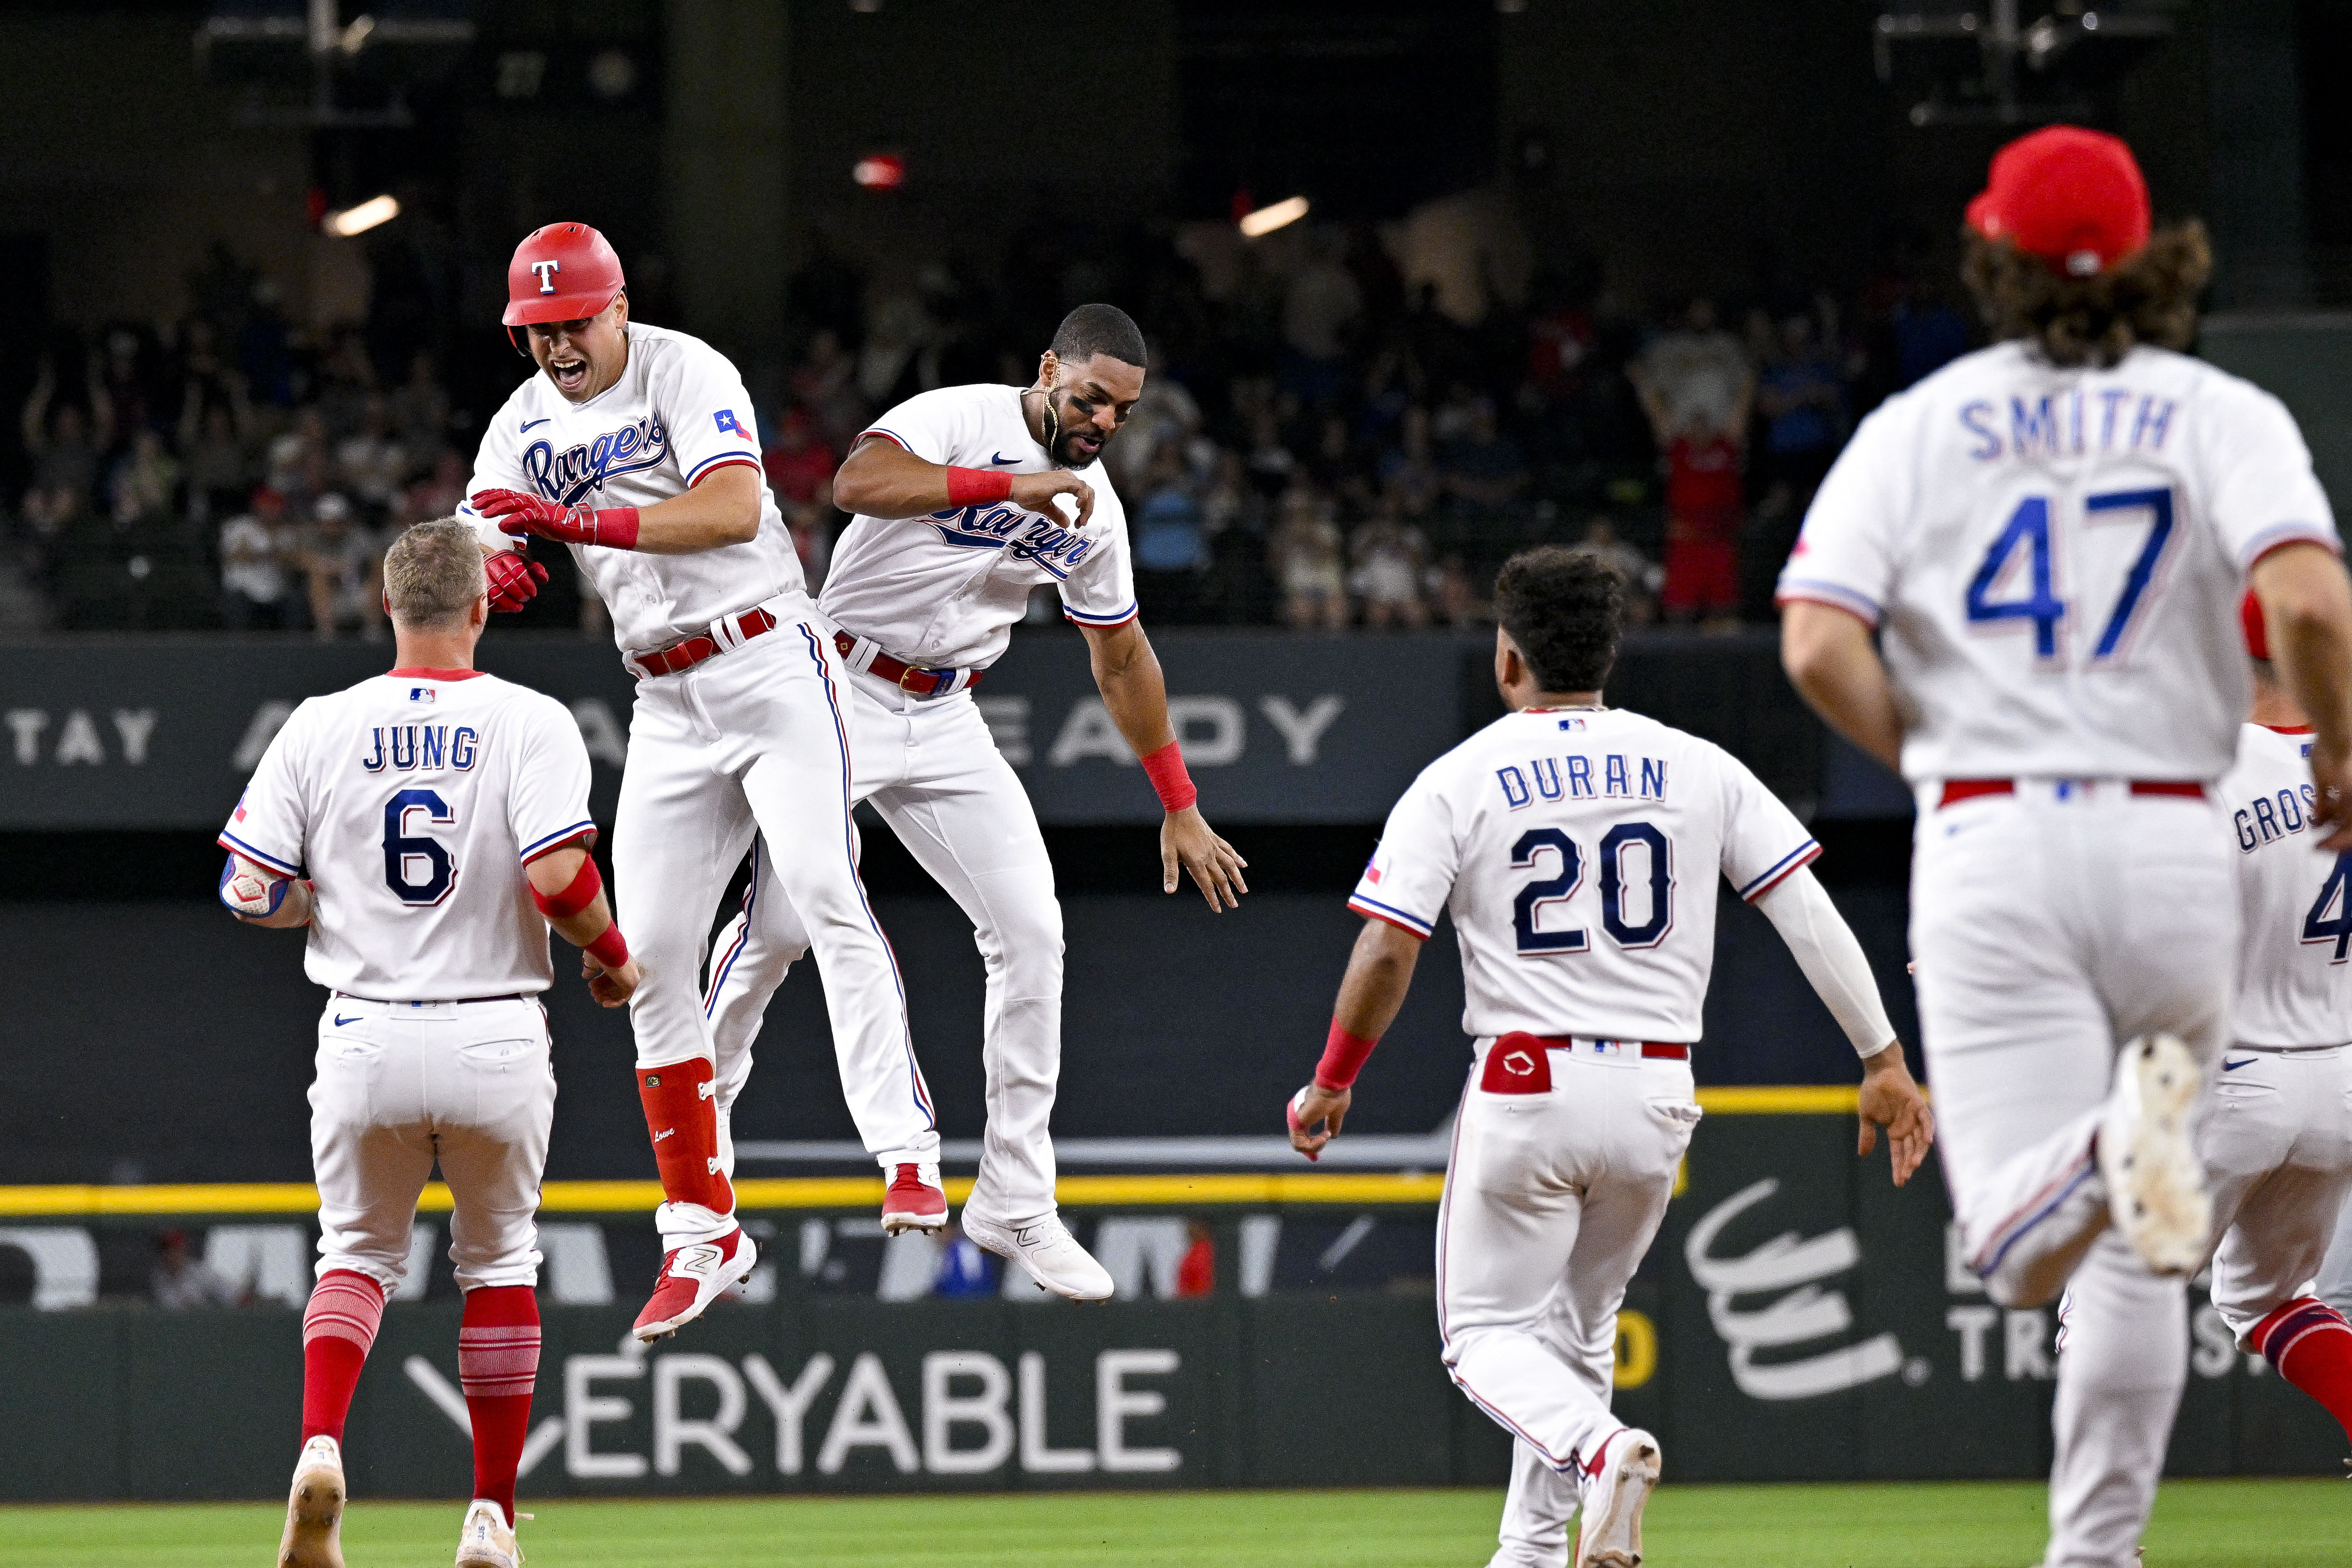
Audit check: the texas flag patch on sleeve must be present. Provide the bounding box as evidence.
[714,409,756,443]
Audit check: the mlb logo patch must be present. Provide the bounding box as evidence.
[714,409,756,443]
[409,687,436,703]
[1558,716,1586,731]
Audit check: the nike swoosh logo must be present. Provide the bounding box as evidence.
[990,452,1018,465]
[2222,1057,2258,1071]
[333,1015,362,1027]
[521,417,552,432]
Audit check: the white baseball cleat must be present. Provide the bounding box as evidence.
[453,1498,524,1568]
[278,1434,347,1568]
[1573,1427,1660,1568]
[632,1224,758,1343]
[960,1208,1114,1301]
[2099,1032,2211,1276]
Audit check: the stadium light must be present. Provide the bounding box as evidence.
[853,154,906,190]
[322,194,400,236]
[1238,195,1309,239]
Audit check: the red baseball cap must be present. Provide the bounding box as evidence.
[2242,590,2271,661]
[1966,126,2151,279]
[503,222,626,326]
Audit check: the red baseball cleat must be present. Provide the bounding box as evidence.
[631,1225,757,1343]
[881,1163,948,1236]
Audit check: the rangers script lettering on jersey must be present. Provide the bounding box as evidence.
[219,671,595,997]
[823,384,1136,670]
[1778,342,2339,783]
[2222,723,2352,1046]
[1350,707,1818,1042]
[458,322,804,653]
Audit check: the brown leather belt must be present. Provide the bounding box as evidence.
[1938,778,2207,809]
[630,606,778,678]
[834,630,984,698]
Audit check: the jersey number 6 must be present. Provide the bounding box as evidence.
[1511,823,1674,956]
[383,788,458,906]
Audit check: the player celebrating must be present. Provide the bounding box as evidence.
[1286,548,1931,1568]
[1779,127,2352,1568]
[221,519,635,1568]
[460,223,940,1340]
[702,304,1248,1301]
[2187,593,2352,1454]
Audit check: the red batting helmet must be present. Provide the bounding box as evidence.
[503,222,626,327]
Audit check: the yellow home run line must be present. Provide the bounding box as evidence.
[0,1089,1860,1216]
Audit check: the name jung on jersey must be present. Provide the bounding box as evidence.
[361,723,482,774]
[926,501,1096,580]
[1496,744,1670,810]
[521,414,669,505]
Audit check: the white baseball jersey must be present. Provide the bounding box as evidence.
[2222,722,2352,1046]
[219,670,596,998]
[822,383,1137,669]
[1350,706,1819,1041]
[457,322,805,654]
[1778,341,2338,783]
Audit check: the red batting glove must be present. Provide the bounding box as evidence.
[470,487,642,550]
[484,549,550,612]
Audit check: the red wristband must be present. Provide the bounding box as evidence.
[946,466,1014,507]
[1138,740,1198,812]
[531,854,602,921]
[1316,1018,1379,1091]
[586,923,630,970]
[592,506,641,550]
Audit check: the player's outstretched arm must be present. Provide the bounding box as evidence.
[832,434,1095,527]
[2251,542,2352,850]
[1079,618,1249,910]
[525,845,642,1007]
[1752,864,1933,1184]
[472,463,764,557]
[1288,916,1425,1161]
[1781,601,1903,773]
[218,854,313,929]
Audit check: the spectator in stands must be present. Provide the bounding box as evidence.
[1652,420,1746,628]
[790,327,867,452]
[179,403,252,523]
[1630,295,1752,445]
[266,407,329,499]
[108,427,182,524]
[336,394,409,515]
[761,408,840,590]
[401,451,469,530]
[153,1229,239,1310]
[1268,482,1347,630]
[932,1224,997,1300]
[1439,396,1530,528]
[388,350,452,459]
[300,493,384,640]
[220,486,302,630]
[1426,553,1487,627]
[20,358,109,503]
[1754,311,1846,500]
[1108,347,1204,498]
[1579,517,1661,624]
[1134,446,1210,594]
[1350,498,1430,629]
[1280,230,1362,405]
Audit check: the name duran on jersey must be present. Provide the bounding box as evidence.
[2221,722,2352,1047]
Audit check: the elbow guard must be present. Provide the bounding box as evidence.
[219,854,290,918]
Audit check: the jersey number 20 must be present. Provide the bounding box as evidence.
[1511,824,1673,955]
[1965,487,2174,663]
[383,788,458,906]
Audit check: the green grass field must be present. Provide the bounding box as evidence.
[0,1480,2340,1568]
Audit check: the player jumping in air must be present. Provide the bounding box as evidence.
[1287,547,1932,1568]
[460,223,937,1340]
[702,304,1248,1301]
[221,519,637,1568]
[1780,127,2352,1567]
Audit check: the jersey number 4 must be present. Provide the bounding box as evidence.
[1511,824,1673,956]
[2302,853,2352,964]
[1964,487,2174,663]
[384,788,458,906]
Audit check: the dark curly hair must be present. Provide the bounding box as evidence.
[1960,221,2212,369]
[1492,546,1624,694]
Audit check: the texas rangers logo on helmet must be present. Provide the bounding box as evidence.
[531,259,562,294]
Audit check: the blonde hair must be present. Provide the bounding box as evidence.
[383,518,489,628]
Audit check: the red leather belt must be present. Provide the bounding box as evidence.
[835,630,984,698]
[631,606,777,678]
[1532,1035,1688,1060]
[1938,778,2207,809]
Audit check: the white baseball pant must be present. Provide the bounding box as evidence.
[1438,1040,1698,1513]
[2196,1043,2352,1342]
[705,668,1063,1223]
[310,995,554,1293]
[615,608,938,1246]
[1911,783,2234,1568]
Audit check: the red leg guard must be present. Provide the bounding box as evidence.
[301,1269,386,1444]
[637,1059,734,1214]
[2250,1295,2352,1441]
[460,1285,541,1524]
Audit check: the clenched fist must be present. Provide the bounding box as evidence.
[471,488,642,550]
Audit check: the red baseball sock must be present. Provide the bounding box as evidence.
[460,1285,542,1524]
[2250,1296,2352,1439]
[301,1269,386,1445]
[637,1058,734,1216]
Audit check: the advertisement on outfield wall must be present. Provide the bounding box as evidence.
[0,629,1833,830]
[4,1108,2328,1500]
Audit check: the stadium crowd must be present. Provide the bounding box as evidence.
[0,223,1975,637]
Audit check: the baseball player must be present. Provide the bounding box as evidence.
[701,303,1249,1301]
[1286,547,1932,1568]
[222,519,635,1568]
[458,223,942,1341]
[2182,592,2352,1453]
[1779,126,2352,1568]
